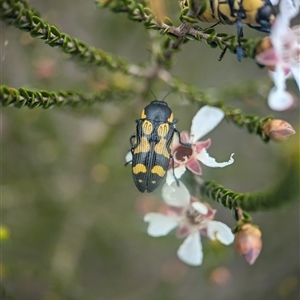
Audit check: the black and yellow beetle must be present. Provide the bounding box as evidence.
[127,99,191,193]
[180,0,276,59]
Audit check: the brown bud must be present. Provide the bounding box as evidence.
[234,224,262,265]
[256,37,275,71]
[263,119,296,142]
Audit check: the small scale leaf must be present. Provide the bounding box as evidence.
[163,17,173,26]
[181,15,198,23]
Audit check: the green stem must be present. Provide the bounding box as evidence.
[201,148,299,212]
[0,0,130,72]
[96,0,261,59]
[0,85,129,109]
[168,78,273,142]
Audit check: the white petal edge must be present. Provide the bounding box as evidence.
[166,165,186,186]
[197,149,235,168]
[191,202,208,215]
[162,180,190,207]
[206,221,234,245]
[177,233,203,266]
[267,87,295,111]
[291,65,300,90]
[125,151,132,164]
[279,0,300,22]
[144,213,179,237]
[190,106,224,143]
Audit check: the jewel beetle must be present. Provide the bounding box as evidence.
[127,99,191,193]
[180,0,276,60]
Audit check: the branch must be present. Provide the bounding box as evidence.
[0,0,131,72]
[0,85,130,109]
[96,0,261,59]
[162,77,274,142]
[201,145,299,213]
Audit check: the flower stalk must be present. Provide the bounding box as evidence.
[202,147,299,213]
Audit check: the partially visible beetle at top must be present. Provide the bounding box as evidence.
[180,0,277,60]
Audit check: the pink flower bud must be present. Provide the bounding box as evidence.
[256,37,276,72]
[263,119,296,142]
[234,224,262,265]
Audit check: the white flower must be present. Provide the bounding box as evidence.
[144,181,234,266]
[256,0,300,111]
[270,0,279,4]
[166,106,234,185]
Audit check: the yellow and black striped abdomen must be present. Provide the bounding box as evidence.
[182,0,276,29]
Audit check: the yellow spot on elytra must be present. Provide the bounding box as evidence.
[138,179,143,183]
[142,120,153,135]
[140,109,146,119]
[151,180,156,184]
[154,138,170,158]
[134,137,150,154]
[167,112,174,123]
[133,164,147,174]
[157,123,169,137]
[151,165,166,177]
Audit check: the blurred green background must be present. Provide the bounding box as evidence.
[1,1,299,299]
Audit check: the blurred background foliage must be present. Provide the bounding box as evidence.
[1,0,299,299]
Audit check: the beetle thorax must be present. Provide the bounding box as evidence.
[144,102,173,123]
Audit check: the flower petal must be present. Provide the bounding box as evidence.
[144,213,179,237]
[162,180,190,207]
[186,158,202,175]
[176,224,190,238]
[256,48,278,66]
[197,149,234,168]
[270,0,279,6]
[177,233,203,266]
[172,130,180,147]
[267,87,295,111]
[191,202,208,215]
[190,106,224,142]
[279,0,300,22]
[195,139,211,152]
[166,165,186,186]
[125,151,132,164]
[178,131,191,144]
[290,65,300,90]
[206,221,234,245]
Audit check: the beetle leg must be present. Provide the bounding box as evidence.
[125,136,134,166]
[130,134,137,149]
[235,5,246,61]
[218,46,228,61]
[174,128,192,147]
[247,24,270,33]
[207,22,220,29]
[124,160,132,166]
[236,18,244,61]
[125,134,136,167]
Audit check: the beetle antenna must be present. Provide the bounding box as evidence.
[149,89,172,101]
[162,90,173,101]
[149,88,157,100]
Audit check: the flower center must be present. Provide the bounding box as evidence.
[185,207,203,225]
[174,145,193,163]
